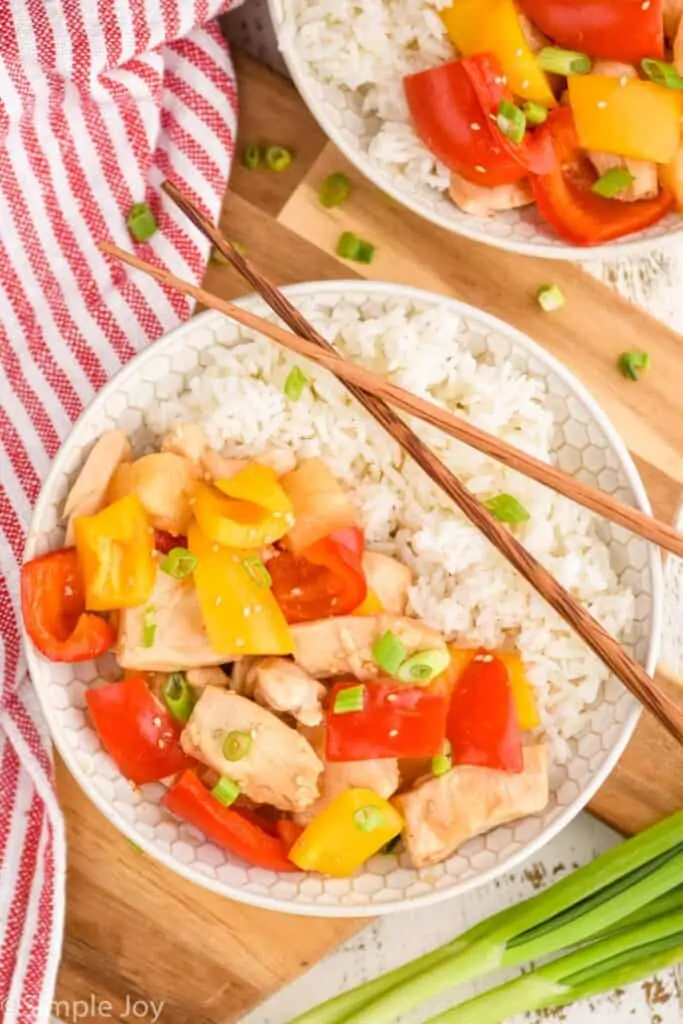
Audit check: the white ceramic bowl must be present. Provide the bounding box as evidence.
[268,0,682,261]
[24,282,662,916]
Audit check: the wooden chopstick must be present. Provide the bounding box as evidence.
[101,183,683,747]
[100,239,683,559]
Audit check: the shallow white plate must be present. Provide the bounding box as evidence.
[268,0,683,261]
[24,282,661,916]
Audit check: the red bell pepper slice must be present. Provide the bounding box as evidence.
[86,675,193,785]
[276,819,305,852]
[404,58,527,187]
[21,547,116,663]
[447,653,523,773]
[269,526,367,624]
[517,0,663,66]
[326,680,449,761]
[530,108,674,246]
[154,529,187,554]
[163,770,298,872]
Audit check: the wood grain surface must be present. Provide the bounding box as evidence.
[53,51,683,1024]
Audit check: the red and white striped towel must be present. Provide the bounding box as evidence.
[0,2,241,1019]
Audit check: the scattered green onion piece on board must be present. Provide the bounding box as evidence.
[142,607,156,647]
[211,777,240,807]
[265,145,293,171]
[222,730,253,762]
[242,555,272,589]
[353,806,384,833]
[160,546,198,580]
[127,838,143,854]
[537,284,565,312]
[336,231,376,264]
[538,46,592,76]
[522,101,548,126]
[284,365,310,400]
[396,648,451,683]
[333,684,366,715]
[163,672,195,723]
[373,630,408,676]
[288,811,683,1024]
[126,202,157,242]
[210,246,230,265]
[431,740,453,778]
[319,172,352,208]
[591,167,635,199]
[641,58,683,90]
[619,351,650,381]
[496,100,526,144]
[242,145,262,169]
[483,494,530,524]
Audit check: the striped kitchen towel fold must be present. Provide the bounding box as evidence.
[0,1,242,1020]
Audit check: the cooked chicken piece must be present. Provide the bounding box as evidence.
[107,452,198,535]
[280,458,358,552]
[117,563,235,671]
[246,657,326,727]
[296,726,399,825]
[186,666,231,690]
[200,448,251,482]
[292,614,446,681]
[449,173,534,218]
[63,429,131,543]
[161,422,208,462]
[591,60,638,80]
[395,743,549,868]
[181,687,323,812]
[664,0,683,39]
[362,552,412,614]
[517,11,548,53]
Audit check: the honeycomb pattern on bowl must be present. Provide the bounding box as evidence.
[24,283,659,916]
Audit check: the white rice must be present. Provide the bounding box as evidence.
[280,0,455,199]
[145,295,635,768]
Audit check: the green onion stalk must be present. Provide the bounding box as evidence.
[288,812,683,1024]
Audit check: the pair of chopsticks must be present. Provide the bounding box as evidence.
[100,179,683,746]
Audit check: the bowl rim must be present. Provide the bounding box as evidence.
[267,0,683,262]
[24,280,663,917]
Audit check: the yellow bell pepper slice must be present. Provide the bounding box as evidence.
[73,495,155,611]
[193,464,293,550]
[568,76,682,164]
[289,788,403,877]
[448,647,540,730]
[188,521,293,656]
[441,0,556,107]
[352,588,383,616]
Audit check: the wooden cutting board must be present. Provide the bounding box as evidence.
[54,50,683,1024]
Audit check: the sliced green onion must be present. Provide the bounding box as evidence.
[284,365,310,401]
[160,546,198,580]
[373,630,408,676]
[483,493,530,524]
[289,811,683,1024]
[353,806,384,833]
[163,672,195,723]
[319,172,351,208]
[336,231,376,264]
[397,648,451,683]
[591,167,635,199]
[333,684,366,715]
[619,351,650,381]
[242,145,262,170]
[211,776,240,807]
[142,606,156,647]
[641,58,683,90]
[522,101,548,126]
[222,730,253,762]
[242,555,272,589]
[126,202,157,243]
[431,740,453,778]
[496,100,526,145]
[127,838,143,854]
[537,283,565,312]
[538,46,592,76]
[265,145,294,172]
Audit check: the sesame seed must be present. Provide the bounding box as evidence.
[516,48,523,57]
[521,79,530,89]
[215,595,223,606]
[386,694,398,703]
[285,513,295,525]
[152,716,162,727]
[243,606,251,617]
[272,511,283,519]
[481,654,494,663]
[64,584,74,597]
[295,775,305,786]
[474,165,487,174]
[251,729,258,739]
[619,75,629,87]
[641,0,651,8]
[157,739,166,749]
[212,543,220,553]
[388,729,399,738]
[495,75,507,85]
[597,100,608,110]
[470,121,481,131]
[235,637,245,648]
[253,604,263,613]
[291,587,303,596]
[232,554,240,563]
